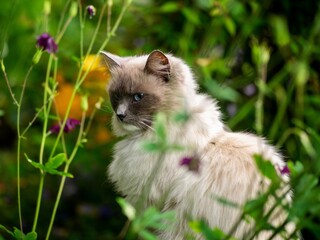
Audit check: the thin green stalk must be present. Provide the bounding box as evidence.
[49,0,130,160]
[16,64,35,231]
[78,0,84,63]
[255,65,267,135]
[56,0,71,35]
[45,3,131,238]
[31,174,45,232]
[1,60,19,106]
[46,111,86,240]
[107,0,113,34]
[32,55,53,232]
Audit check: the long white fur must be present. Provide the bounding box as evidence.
[106,52,295,239]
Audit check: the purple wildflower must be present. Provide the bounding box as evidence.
[243,84,256,97]
[86,5,96,19]
[180,156,200,173]
[36,33,58,54]
[50,118,80,134]
[279,165,290,175]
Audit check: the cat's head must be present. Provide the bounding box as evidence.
[101,50,197,136]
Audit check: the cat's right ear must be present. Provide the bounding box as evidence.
[100,51,121,70]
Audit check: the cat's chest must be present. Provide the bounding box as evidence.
[108,137,185,202]
[108,138,160,193]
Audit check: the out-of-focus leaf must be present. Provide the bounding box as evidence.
[117,197,136,221]
[254,154,280,182]
[224,17,236,36]
[269,15,290,46]
[159,2,179,13]
[45,153,66,170]
[182,7,200,25]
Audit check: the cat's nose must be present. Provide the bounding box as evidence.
[117,113,126,122]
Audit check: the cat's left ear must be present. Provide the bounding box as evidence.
[100,51,121,70]
[144,50,170,82]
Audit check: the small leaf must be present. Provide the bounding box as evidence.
[81,95,89,112]
[142,142,161,152]
[254,154,279,182]
[13,227,24,239]
[116,197,136,220]
[139,230,157,240]
[25,154,45,171]
[224,17,236,36]
[69,1,78,17]
[25,232,37,240]
[269,15,290,46]
[45,153,67,170]
[159,2,179,13]
[46,169,74,178]
[182,7,200,25]
[154,112,167,142]
[0,224,14,236]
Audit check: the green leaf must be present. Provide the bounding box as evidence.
[154,112,167,142]
[142,142,161,152]
[173,110,190,123]
[25,154,45,171]
[182,7,200,25]
[139,230,157,240]
[224,17,236,36]
[13,227,24,239]
[254,154,279,182]
[46,169,74,178]
[0,224,14,237]
[243,194,268,220]
[45,153,67,170]
[269,15,290,46]
[81,95,89,112]
[159,2,179,13]
[189,220,228,240]
[116,197,136,220]
[25,232,37,240]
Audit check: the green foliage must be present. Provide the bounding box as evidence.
[189,220,234,240]
[0,225,37,240]
[25,153,73,178]
[116,197,175,240]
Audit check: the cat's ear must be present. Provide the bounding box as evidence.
[144,50,170,81]
[100,51,121,70]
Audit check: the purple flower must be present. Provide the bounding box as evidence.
[36,33,58,54]
[50,118,80,134]
[279,165,290,175]
[86,5,96,19]
[243,84,256,97]
[180,156,200,173]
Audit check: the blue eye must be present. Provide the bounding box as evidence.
[133,93,144,102]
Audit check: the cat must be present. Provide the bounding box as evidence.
[101,50,296,239]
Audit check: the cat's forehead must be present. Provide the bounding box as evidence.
[108,67,145,93]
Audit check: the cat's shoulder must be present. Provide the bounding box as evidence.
[211,130,279,157]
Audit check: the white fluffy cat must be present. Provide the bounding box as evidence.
[101,50,296,239]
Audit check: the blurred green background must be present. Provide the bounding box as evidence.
[1,0,320,239]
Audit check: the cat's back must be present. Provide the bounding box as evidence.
[206,130,284,169]
[198,130,286,197]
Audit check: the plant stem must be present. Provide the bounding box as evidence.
[32,174,45,232]
[45,2,130,238]
[255,63,267,135]
[78,0,84,63]
[1,59,19,106]
[32,55,53,232]
[15,63,35,231]
[49,0,130,159]
[46,111,86,240]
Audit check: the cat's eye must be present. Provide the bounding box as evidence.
[133,93,144,102]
